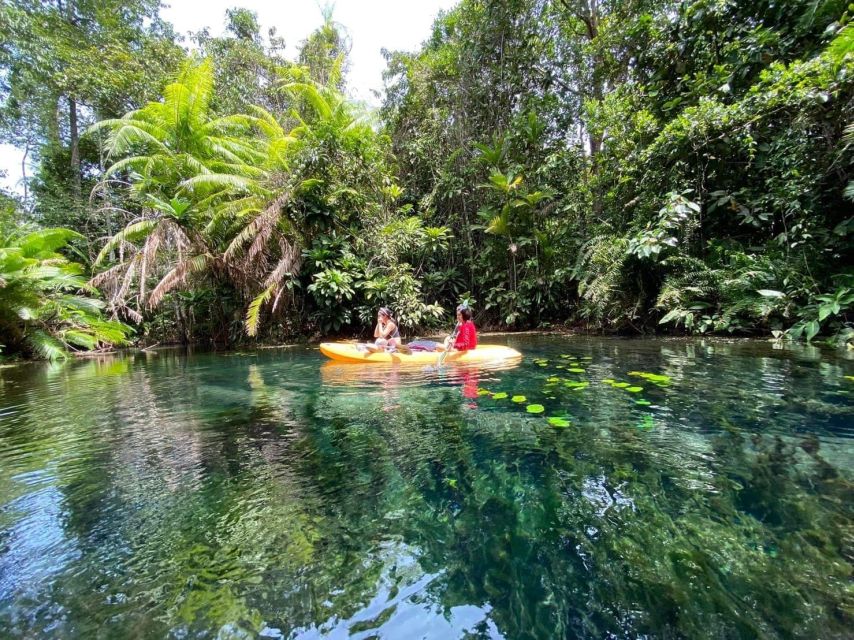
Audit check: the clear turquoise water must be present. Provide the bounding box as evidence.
[0,336,851,639]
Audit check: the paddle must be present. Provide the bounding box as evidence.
[435,323,460,369]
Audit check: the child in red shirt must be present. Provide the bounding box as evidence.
[444,304,477,351]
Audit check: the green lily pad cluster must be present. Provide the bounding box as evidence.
[628,371,671,386]
[480,353,598,429]
[484,385,573,429]
[603,378,653,405]
[481,355,663,433]
[603,380,642,393]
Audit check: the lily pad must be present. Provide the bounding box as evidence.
[568,368,585,373]
[581,356,593,360]
[601,378,615,384]
[636,414,655,430]
[626,386,644,393]
[845,375,854,381]
[564,380,589,390]
[512,395,527,403]
[476,388,493,396]
[547,417,571,427]
[612,382,630,388]
[628,371,671,385]
[546,376,560,383]
[635,399,652,406]
[492,392,508,400]
[526,404,545,414]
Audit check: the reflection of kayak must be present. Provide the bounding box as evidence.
[319,342,522,365]
[320,359,519,386]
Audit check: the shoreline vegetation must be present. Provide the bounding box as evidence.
[1,1,852,361]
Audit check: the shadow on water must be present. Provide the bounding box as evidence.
[0,337,851,638]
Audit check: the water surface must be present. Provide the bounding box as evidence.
[0,336,851,638]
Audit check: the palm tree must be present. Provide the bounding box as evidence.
[89,59,286,326]
[90,59,389,338]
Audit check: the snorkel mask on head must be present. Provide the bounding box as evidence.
[378,307,392,319]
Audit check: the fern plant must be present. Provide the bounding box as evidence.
[0,227,131,359]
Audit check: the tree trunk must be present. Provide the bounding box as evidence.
[21,142,29,204]
[69,96,81,199]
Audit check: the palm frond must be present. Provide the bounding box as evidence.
[148,253,214,308]
[245,283,276,337]
[28,330,67,361]
[282,82,333,120]
[95,218,159,265]
[180,173,256,193]
[224,193,289,261]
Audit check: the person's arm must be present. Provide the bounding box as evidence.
[374,322,381,338]
[443,322,461,350]
[378,321,396,339]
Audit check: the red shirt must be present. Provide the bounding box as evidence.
[453,320,477,351]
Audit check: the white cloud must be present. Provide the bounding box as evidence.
[1,0,457,193]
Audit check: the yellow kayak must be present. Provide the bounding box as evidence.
[319,342,522,365]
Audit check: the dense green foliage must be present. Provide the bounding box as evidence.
[383,0,854,342]
[89,57,446,341]
[1,1,852,354]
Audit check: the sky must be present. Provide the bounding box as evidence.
[0,0,458,194]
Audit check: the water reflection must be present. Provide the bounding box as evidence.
[0,337,851,638]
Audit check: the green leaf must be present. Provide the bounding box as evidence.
[757,289,785,298]
[511,395,527,403]
[804,320,820,342]
[547,417,571,427]
[526,404,545,414]
[492,392,508,400]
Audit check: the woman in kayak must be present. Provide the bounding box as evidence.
[443,303,477,352]
[374,307,400,349]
